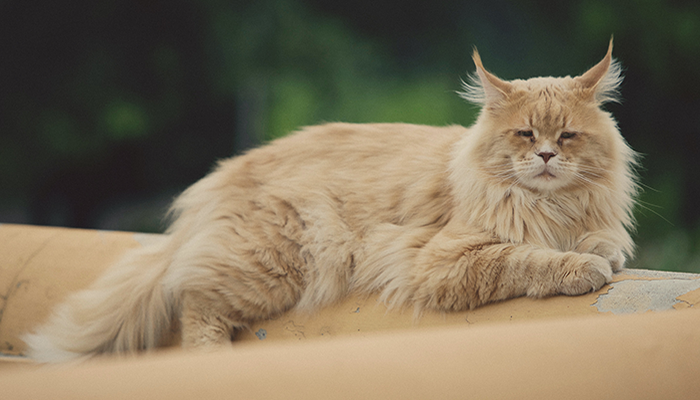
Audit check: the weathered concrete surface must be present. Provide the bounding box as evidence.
[237,268,700,344]
[594,270,700,314]
[2,224,700,399]
[1,223,699,357]
[1,309,699,400]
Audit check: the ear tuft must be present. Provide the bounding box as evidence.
[576,38,624,104]
[459,48,512,107]
[459,71,487,105]
[594,56,624,104]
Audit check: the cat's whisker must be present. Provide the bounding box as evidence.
[574,163,608,171]
[492,171,520,185]
[505,177,524,193]
[575,166,610,177]
[572,171,605,185]
[577,173,614,186]
[637,199,663,209]
[638,182,661,193]
[572,173,615,194]
[635,202,675,226]
[571,166,617,183]
[575,165,619,179]
[572,165,604,174]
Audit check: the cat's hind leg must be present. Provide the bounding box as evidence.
[177,267,305,349]
[180,290,239,349]
[165,233,307,350]
[165,194,312,349]
[174,255,306,350]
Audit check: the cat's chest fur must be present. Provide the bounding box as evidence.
[483,190,587,251]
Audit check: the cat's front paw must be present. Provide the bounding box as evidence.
[575,237,625,272]
[558,253,613,296]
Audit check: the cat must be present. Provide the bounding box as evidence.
[24,40,638,362]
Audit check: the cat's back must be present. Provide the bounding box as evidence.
[230,122,469,183]
[189,123,468,229]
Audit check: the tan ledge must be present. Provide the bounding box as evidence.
[0,223,699,398]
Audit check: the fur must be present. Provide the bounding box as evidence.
[24,40,638,362]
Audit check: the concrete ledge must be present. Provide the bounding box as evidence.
[2,309,700,399]
[2,223,699,354]
[1,224,699,398]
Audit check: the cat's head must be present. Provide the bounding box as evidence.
[460,40,635,195]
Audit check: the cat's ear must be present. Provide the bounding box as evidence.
[574,38,623,104]
[460,48,512,107]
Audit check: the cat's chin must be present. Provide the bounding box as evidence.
[522,174,570,194]
[536,171,556,180]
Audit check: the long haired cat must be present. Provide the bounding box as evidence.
[24,40,638,362]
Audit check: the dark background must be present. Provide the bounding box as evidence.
[1,0,699,272]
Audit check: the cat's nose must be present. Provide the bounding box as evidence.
[537,151,557,163]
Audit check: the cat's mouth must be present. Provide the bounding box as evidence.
[535,167,556,180]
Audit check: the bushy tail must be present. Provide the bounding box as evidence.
[23,238,177,363]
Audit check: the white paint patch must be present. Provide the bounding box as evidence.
[594,274,700,314]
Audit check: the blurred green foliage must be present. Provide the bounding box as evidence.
[1,0,699,272]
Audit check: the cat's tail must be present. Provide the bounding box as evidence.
[22,237,177,363]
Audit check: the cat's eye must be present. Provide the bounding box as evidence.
[517,130,534,137]
[560,131,576,139]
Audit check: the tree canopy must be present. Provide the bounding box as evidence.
[1,0,699,271]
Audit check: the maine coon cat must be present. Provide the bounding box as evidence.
[24,40,638,362]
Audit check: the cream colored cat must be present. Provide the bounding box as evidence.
[24,40,638,362]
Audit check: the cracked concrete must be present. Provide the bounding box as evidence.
[594,270,700,314]
[3,224,700,357]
